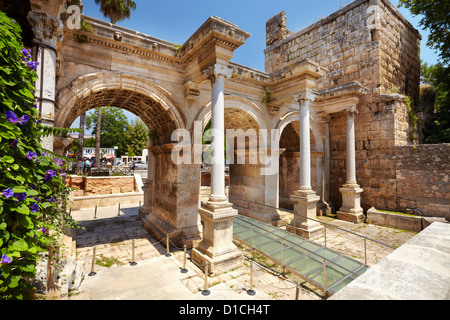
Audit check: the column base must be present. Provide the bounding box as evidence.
[287,189,324,240]
[142,213,201,250]
[338,184,364,224]
[192,200,242,275]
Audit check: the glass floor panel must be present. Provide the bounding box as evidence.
[233,215,369,296]
[273,246,309,262]
[287,256,323,274]
[307,264,347,290]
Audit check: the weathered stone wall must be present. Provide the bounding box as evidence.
[66,175,137,196]
[394,144,450,219]
[265,0,421,212]
[264,0,420,97]
[329,94,414,210]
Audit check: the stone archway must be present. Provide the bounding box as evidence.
[277,111,326,211]
[195,96,282,224]
[55,72,187,142]
[56,72,202,248]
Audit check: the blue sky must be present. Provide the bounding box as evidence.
[81,0,440,70]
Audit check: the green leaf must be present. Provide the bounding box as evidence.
[10,238,28,252]
[17,215,33,228]
[2,155,14,163]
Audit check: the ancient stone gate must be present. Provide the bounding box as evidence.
[19,0,449,274]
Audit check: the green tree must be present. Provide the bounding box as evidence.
[94,0,137,24]
[124,118,149,156]
[419,61,450,143]
[399,0,450,65]
[399,0,450,143]
[85,107,128,157]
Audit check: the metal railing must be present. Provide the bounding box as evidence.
[229,196,395,265]
[234,215,365,298]
[66,166,135,176]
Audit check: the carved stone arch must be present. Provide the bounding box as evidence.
[194,95,269,132]
[55,71,187,143]
[276,111,324,151]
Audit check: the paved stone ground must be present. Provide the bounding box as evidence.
[68,201,417,300]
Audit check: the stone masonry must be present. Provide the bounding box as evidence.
[265,0,422,213]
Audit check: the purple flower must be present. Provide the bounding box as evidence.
[2,188,14,199]
[38,226,46,234]
[31,202,39,213]
[1,254,12,265]
[44,170,57,182]
[14,192,27,202]
[55,158,63,167]
[10,139,19,148]
[26,60,39,71]
[18,115,30,126]
[6,111,18,124]
[48,196,55,203]
[26,151,37,160]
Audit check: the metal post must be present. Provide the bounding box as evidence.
[181,245,188,273]
[248,261,256,295]
[165,234,171,257]
[323,259,327,299]
[139,200,141,207]
[364,238,367,265]
[130,239,137,266]
[295,282,300,300]
[250,225,254,260]
[117,203,121,216]
[202,261,210,296]
[89,246,97,276]
[94,205,97,219]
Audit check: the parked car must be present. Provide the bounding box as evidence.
[134,161,148,169]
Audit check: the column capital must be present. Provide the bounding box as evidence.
[27,11,63,48]
[203,64,233,83]
[294,91,316,106]
[345,105,358,116]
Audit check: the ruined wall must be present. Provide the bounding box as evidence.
[66,175,137,196]
[265,0,421,211]
[394,144,450,219]
[264,0,420,96]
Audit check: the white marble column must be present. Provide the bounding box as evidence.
[208,66,229,203]
[192,64,242,275]
[337,106,364,223]
[27,11,63,152]
[287,91,323,240]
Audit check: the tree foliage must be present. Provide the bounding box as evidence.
[85,107,128,156]
[399,0,450,65]
[124,118,149,156]
[94,0,137,24]
[399,0,450,144]
[0,12,79,299]
[420,61,450,143]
